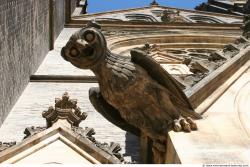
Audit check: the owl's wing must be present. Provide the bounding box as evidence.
[130,49,201,119]
[89,87,140,136]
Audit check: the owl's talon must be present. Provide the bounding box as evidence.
[173,117,197,132]
[186,117,198,130]
[173,119,182,132]
[180,118,191,132]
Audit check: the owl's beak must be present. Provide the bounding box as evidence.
[76,39,88,48]
[74,29,96,51]
[75,39,94,58]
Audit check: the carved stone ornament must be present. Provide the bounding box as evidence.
[0,142,16,152]
[150,0,159,6]
[42,92,87,127]
[71,127,124,162]
[61,21,203,163]
[61,21,202,137]
[139,34,250,91]
[23,126,46,139]
[161,10,184,23]
[0,92,125,163]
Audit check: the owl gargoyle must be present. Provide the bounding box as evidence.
[61,21,202,147]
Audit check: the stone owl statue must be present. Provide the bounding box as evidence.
[61,22,202,163]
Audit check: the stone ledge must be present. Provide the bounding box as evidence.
[167,61,250,164]
[30,75,97,83]
[187,45,250,108]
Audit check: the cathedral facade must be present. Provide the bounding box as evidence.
[0,0,249,164]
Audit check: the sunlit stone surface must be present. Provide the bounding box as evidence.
[161,64,193,75]
[0,83,139,162]
[35,28,94,76]
[168,61,250,163]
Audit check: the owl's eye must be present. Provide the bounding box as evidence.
[70,47,79,57]
[84,30,95,43]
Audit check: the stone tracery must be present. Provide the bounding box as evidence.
[187,15,225,23]
[107,33,250,93]
[73,5,241,24]
[125,13,158,22]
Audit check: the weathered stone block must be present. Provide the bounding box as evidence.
[0,0,50,125]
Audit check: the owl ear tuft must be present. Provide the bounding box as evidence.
[86,20,101,29]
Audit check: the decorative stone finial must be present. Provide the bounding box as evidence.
[161,10,184,23]
[42,92,87,127]
[150,0,159,6]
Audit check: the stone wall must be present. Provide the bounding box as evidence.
[71,0,78,14]
[51,0,77,47]
[52,0,66,46]
[0,0,76,126]
[0,0,50,125]
[64,0,77,24]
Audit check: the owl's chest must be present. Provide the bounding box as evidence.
[99,66,157,111]
[100,70,137,103]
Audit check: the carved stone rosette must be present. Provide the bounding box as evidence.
[42,92,88,127]
[161,10,184,23]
